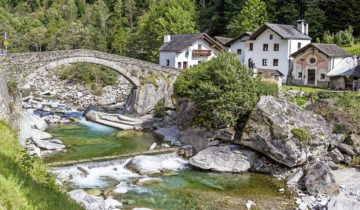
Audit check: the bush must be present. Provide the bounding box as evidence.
[154,98,166,118]
[7,81,18,97]
[174,51,278,128]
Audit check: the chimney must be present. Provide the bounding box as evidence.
[164,35,171,43]
[297,19,305,35]
[305,22,309,36]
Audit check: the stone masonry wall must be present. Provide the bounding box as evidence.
[0,64,10,121]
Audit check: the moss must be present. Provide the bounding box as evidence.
[291,128,310,142]
[154,98,166,118]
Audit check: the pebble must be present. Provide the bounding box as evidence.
[278,188,285,193]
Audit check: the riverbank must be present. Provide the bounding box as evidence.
[0,120,83,209]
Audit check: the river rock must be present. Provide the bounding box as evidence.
[343,154,352,166]
[286,168,304,186]
[136,177,163,186]
[154,126,180,144]
[214,127,236,142]
[19,109,48,145]
[125,155,163,175]
[349,134,360,146]
[104,198,122,209]
[189,145,258,172]
[31,129,52,140]
[178,145,193,158]
[304,162,339,196]
[126,78,173,116]
[328,196,360,210]
[337,143,355,156]
[67,189,105,210]
[327,161,339,170]
[176,98,198,131]
[354,145,360,155]
[32,139,65,150]
[327,148,344,163]
[179,127,219,154]
[238,96,332,167]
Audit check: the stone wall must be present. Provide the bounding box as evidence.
[0,64,10,121]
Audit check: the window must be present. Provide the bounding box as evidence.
[273,59,279,66]
[298,72,302,79]
[166,59,170,66]
[198,44,202,50]
[274,44,279,51]
[178,62,181,68]
[320,73,326,80]
[310,57,316,64]
[237,49,242,55]
[298,42,302,49]
[270,34,273,40]
[198,61,202,64]
[262,59,267,66]
[249,43,253,51]
[263,44,268,51]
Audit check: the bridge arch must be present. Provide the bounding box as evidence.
[37,56,140,87]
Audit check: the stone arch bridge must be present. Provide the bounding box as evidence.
[1,49,180,88]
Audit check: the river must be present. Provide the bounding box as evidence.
[46,121,294,209]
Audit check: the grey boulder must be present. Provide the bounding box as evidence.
[238,96,332,167]
[189,146,258,172]
[305,162,339,196]
[327,148,344,163]
[337,143,355,156]
[67,189,105,210]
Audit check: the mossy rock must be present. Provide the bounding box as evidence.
[115,130,144,138]
[85,189,102,196]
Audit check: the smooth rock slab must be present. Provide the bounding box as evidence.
[189,146,258,172]
[305,162,339,196]
[32,139,65,150]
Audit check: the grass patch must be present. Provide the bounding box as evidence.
[342,44,360,55]
[282,85,329,92]
[140,74,170,89]
[0,121,83,210]
[291,128,310,142]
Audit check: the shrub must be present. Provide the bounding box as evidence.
[7,81,18,97]
[174,52,278,128]
[140,74,170,89]
[291,128,310,142]
[154,98,166,118]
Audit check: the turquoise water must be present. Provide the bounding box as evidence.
[44,121,161,163]
[48,122,294,209]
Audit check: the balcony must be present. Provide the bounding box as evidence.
[192,50,211,57]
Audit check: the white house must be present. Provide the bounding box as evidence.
[228,20,312,83]
[159,33,225,69]
[225,32,252,63]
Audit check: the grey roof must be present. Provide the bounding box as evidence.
[225,32,252,46]
[250,23,312,40]
[291,43,352,58]
[214,36,233,45]
[159,33,225,52]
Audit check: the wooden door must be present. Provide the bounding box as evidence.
[183,62,187,70]
[308,69,315,85]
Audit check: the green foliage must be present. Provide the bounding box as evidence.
[305,8,325,39]
[257,78,279,98]
[137,0,198,62]
[58,63,118,87]
[141,74,170,89]
[227,0,268,36]
[291,128,310,142]
[174,52,278,128]
[323,30,335,44]
[342,44,360,55]
[324,26,355,46]
[7,81,18,97]
[0,121,83,209]
[154,98,166,118]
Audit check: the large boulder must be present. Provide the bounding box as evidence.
[176,98,198,131]
[189,145,258,172]
[238,96,332,167]
[327,148,344,163]
[304,162,339,196]
[126,78,173,116]
[19,109,48,145]
[179,127,219,154]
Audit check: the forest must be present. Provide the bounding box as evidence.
[0,0,359,62]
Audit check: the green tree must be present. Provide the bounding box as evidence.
[125,0,136,28]
[305,8,325,39]
[323,30,334,44]
[227,0,268,36]
[137,0,198,62]
[27,27,46,52]
[64,0,78,22]
[174,52,261,128]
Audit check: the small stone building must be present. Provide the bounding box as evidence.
[254,68,284,88]
[290,43,353,88]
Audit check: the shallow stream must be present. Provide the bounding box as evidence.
[48,122,294,209]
